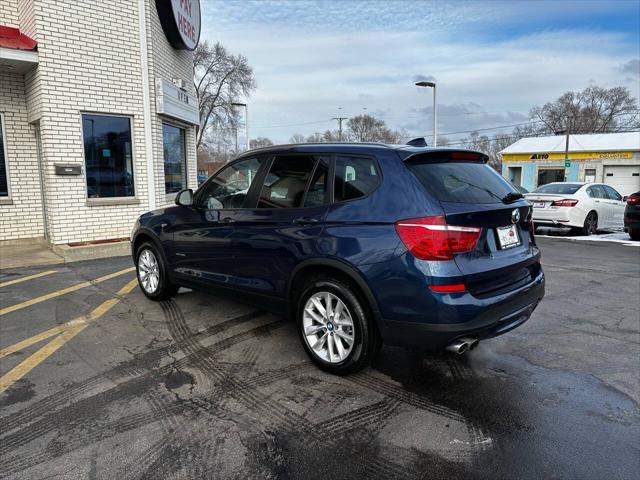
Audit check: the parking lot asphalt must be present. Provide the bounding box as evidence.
[1,236,639,480]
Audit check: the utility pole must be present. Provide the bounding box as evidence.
[564,116,571,181]
[332,117,348,142]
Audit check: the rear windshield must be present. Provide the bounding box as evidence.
[532,183,582,194]
[407,161,517,204]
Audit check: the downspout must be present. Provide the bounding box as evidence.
[138,0,156,210]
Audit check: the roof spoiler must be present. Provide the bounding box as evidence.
[402,150,488,164]
[406,137,428,147]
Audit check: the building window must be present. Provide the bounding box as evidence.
[82,114,134,198]
[508,166,522,186]
[537,168,565,187]
[0,113,9,198]
[163,123,187,194]
[584,168,596,183]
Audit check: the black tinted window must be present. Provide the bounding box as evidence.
[334,156,380,201]
[603,185,622,200]
[259,155,316,208]
[407,161,516,204]
[82,114,134,198]
[533,183,582,194]
[197,157,262,209]
[304,158,329,207]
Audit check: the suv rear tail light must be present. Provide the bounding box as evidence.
[395,216,481,260]
[627,194,640,206]
[551,199,578,207]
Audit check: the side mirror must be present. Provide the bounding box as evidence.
[623,196,628,202]
[175,188,193,206]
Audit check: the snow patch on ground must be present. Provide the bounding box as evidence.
[536,228,639,247]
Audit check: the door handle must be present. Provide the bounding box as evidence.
[293,217,319,225]
[221,217,235,224]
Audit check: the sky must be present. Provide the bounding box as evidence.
[201,0,640,145]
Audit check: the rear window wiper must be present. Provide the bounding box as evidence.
[502,192,524,203]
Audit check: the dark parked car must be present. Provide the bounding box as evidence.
[624,191,640,240]
[131,143,545,374]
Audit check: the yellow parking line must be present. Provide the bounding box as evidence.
[0,270,59,288]
[0,278,138,394]
[0,267,135,317]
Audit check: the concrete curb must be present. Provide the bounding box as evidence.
[52,241,131,263]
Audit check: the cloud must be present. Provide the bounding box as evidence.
[618,59,640,80]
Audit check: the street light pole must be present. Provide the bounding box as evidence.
[415,80,437,147]
[231,102,248,150]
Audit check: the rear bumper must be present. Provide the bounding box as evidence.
[532,207,583,228]
[378,269,545,351]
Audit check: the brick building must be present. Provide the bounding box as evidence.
[0,0,200,246]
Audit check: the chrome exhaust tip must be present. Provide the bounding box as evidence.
[446,337,479,354]
[446,339,469,355]
[464,337,480,351]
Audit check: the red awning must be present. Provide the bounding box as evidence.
[0,26,37,50]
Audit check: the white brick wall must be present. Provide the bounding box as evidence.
[0,0,198,244]
[0,73,45,241]
[147,0,198,206]
[1,0,20,27]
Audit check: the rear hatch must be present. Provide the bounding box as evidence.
[404,151,540,298]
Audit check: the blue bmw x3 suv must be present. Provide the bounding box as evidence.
[131,142,545,374]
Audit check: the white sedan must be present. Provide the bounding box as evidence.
[524,182,626,235]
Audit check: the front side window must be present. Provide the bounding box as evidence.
[82,114,134,198]
[0,113,8,197]
[163,123,186,194]
[196,157,262,209]
[258,155,317,208]
[603,185,622,201]
[334,155,380,201]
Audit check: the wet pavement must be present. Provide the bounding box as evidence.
[0,236,638,479]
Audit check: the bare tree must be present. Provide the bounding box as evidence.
[249,137,273,149]
[346,114,403,143]
[194,41,256,150]
[289,133,306,143]
[530,85,639,134]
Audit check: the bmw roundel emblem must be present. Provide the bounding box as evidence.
[511,209,521,224]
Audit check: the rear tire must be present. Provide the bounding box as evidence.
[580,211,598,236]
[630,229,640,241]
[296,276,378,375]
[135,242,179,301]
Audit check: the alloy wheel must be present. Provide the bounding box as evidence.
[138,249,160,294]
[586,213,597,235]
[302,291,355,363]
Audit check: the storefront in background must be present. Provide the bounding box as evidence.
[500,132,640,195]
[0,0,201,245]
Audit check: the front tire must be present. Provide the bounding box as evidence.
[135,242,178,301]
[630,229,640,241]
[297,276,378,375]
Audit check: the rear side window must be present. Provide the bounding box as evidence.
[334,155,380,201]
[587,185,606,199]
[407,161,516,204]
[258,155,317,208]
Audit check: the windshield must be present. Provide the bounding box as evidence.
[406,161,517,204]
[532,183,582,194]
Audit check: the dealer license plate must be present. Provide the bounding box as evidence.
[497,224,520,249]
[533,201,545,208]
